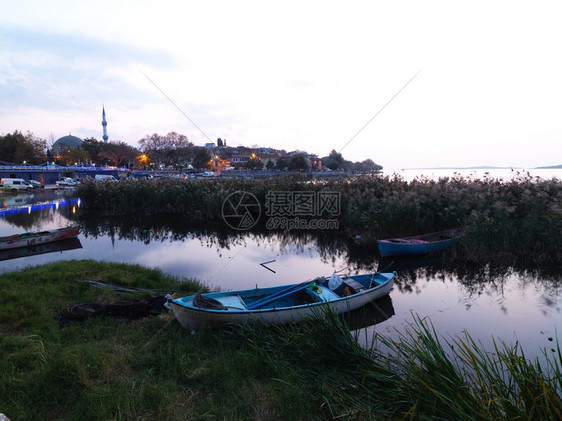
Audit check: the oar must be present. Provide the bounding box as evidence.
[247,278,320,310]
[247,280,312,310]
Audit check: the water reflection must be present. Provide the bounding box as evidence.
[0,192,560,360]
[75,212,379,274]
[1,189,78,230]
[344,295,395,330]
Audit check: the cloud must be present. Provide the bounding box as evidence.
[0,27,175,111]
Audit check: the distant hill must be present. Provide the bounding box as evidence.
[536,164,562,169]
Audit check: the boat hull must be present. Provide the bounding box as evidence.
[377,228,461,257]
[0,226,80,251]
[169,272,395,330]
[0,237,82,261]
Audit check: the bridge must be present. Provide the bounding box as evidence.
[0,164,126,186]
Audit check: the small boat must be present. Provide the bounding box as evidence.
[0,237,82,262]
[0,225,81,251]
[168,272,396,330]
[377,228,462,257]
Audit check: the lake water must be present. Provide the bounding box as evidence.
[1,171,561,361]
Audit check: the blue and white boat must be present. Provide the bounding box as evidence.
[168,272,396,330]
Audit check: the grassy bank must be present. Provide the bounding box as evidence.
[75,174,562,264]
[1,261,561,420]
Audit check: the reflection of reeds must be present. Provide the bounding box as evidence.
[76,173,562,264]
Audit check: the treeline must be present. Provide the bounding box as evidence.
[0,130,141,167]
[76,173,562,265]
[1,130,383,172]
[0,130,197,168]
[0,131,47,165]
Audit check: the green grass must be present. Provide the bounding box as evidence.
[1,261,561,420]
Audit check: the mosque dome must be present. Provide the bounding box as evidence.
[53,134,83,151]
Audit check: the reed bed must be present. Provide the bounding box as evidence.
[76,173,562,264]
[237,312,562,420]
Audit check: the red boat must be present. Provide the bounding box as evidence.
[0,225,80,251]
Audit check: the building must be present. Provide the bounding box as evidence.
[259,153,280,167]
[102,106,109,143]
[52,134,84,154]
[230,153,252,165]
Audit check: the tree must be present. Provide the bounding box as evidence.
[274,157,291,171]
[353,158,382,173]
[192,147,211,169]
[57,148,91,166]
[245,156,264,170]
[322,149,345,170]
[98,141,139,167]
[82,137,104,164]
[326,160,339,170]
[138,132,193,166]
[265,160,275,170]
[289,154,310,171]
[0,131,47,164]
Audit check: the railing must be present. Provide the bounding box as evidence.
[0,165,128,171]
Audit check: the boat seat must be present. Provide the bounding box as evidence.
[343,278,366,293]
[193,294,247,311]
[215,295,248,311]
[305,287,340,302]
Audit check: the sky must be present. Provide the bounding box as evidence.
[1,0,561,169]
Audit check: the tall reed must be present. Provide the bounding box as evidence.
[75,173,562,264]
[238,311,562,420]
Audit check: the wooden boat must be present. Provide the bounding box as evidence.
[168,272,396,330]
[0,225,80,251]
[377,228,462,257]
[0,237,82,262]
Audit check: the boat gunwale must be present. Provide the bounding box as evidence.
[0,225,81,250]
[169,273,395,315]
[378,228,462,245]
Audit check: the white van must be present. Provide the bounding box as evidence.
[0,178,34,191]
[95,174,118,181]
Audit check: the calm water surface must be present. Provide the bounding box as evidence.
[1,179,560,361]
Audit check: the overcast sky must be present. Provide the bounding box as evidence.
[1,1,561,169]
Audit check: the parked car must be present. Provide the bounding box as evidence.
[24,180,41,189]
[0,178,34,191]
[56,178,80,188]
[128,173,152,180]
[95,175,118,181]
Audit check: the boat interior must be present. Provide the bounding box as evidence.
[188,273,383,312]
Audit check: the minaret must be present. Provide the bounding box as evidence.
[102,105,109,143]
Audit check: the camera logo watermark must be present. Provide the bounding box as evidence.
[221,190,340,231]
[222,191,261,230]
